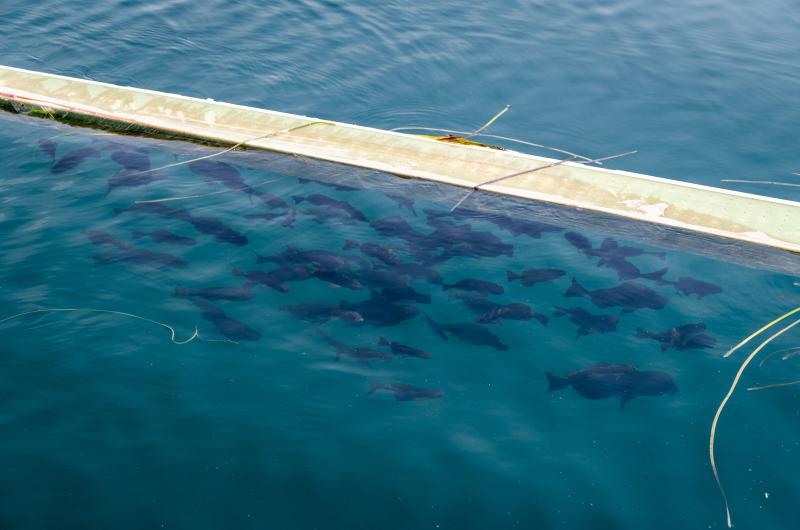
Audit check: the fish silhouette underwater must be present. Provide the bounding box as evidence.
[565,278,667,312]
[189,299,261,342]
[442,278,504,297]
[368,383,443,401]
[452,294,548,326]
[281,302,363,323]
[378,337,431,359]
[426,316,509,351]
[663,276,722,299]
[52,147,101,174]
[507,268,565,287]
[546,363,677,407]
[636,323,717,351]
[174,286,253,302]
[553,307,619,338]
[317,331,392,364]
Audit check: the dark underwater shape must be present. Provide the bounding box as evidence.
[115,203,248,246]
[51,147,101,174]
[317,330,392,364]
[426,316,509,351]
[553,306,619,338]
[312,269,363,290]
[545,363,677,407]
[379,285,431,304]
[173,286,253,302]
[93,248,188,269]
[297,177,359,192]
[233,266,309,293]
[84,229,131,250]
[106,168,165,194]
[340,293,420,327]
[388,262,443,285]
[256,246,364,271]
[189,159,288,209]
[189,298,261,342]
[368,383,443,401]
[370,216,425,244]
[564,231,594,257]
[300,205,359,225]
[132,229,197,246]
[443,278,504,297]
[358,268,410,290]
[281,302,363,323]
[356,242,403,266]
[665,276,723,299]
[293,193,367,222]
[595,238,666,261]
[111,150,151,171]
[422,218,513,259]
[601,258,669,283]
[452,294,548,326]
[386,194,417,216]
[38,138,57,160]
[565,278,667,312]
[636,323,717,351]
[506,268,565,287]
[378,337,431,359]
[423,208,561,239]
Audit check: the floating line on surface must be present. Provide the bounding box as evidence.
[709,316,800,528]
[0,307,199,345]
[747,379,800,392]
[464,104,510,139]
[389,126,598,163]
[757,346,800,367]
[721,179,800,189]
[449,150,637,212]
[723,306,800,358]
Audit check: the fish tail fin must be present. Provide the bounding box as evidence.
[506,270,519,281]
[545,372,570,393]
[641,267,669,282]
[292,195,306,205]
[426,316,448,340]
[534,313,550,327]
[564,277,589,298]
[378,336,390,347]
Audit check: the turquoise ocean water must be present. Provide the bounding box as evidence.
[1,1,800,529]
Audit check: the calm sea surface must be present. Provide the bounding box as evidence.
[1,1,800,529]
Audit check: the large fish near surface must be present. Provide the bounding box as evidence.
[311,268,363,290]
[368,382,443,401]
[370,216,426,244]
[425,208,561,239]
[51,147,101,174]
[636,323,717,351]
[233,266,310,293]
[378,337,431,359]
[281,302,363,323]
[84,229,131,250]
[111,150,151,171]
[453,294,548,326]
[426,316,509,351]
[386,194,417,216]
[506,268,564,287]
[293,193,367,222]
[132,229,197,246]
[256,246,364,271]
[93,248,188,269]
[189,159,288,209]
[442,278,504,297]
[553,306,619,338]
[663,276,722,299]
[545,363,678,407]
[173,286,253,301]
[189,298,261,342]
[340,293,420,327]
[379,285,431,304]
[422,219,513,259]
[317,330,392,364]
[565,278,667,312]
[115,203,248,246]
[343,241,403,267]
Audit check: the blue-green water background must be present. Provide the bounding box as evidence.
[2,1,800,529]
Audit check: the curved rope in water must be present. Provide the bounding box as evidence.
[723,306,800,358]
[134,177,283,205]
[747,379,800,392]
[710,316,800,528]
[757,346,800,368]
[0,308,199,345]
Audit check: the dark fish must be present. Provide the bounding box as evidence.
[190,160,287,209]
[506,268,564,287]
[244,212,284,221]
[565,278,667,312]
[358,268,410,290]
[38,138,57,160]
[554,306,619,338]
[359,242,403,266]
[389,262,443,285]
[312,269,363,290]
[293,194,367,222]
[564,231,594,257]
[84,229,131,250]
[386,194,417,216]
[111,150,150,171]
[300,205,359,225]
[256,246,362,271]
[426,316,509,351]
[488,217,562,239]
[378,337,431,359]
[115,203,248,246]
[453,294,548,326]
[423,219,513,259]
[106,168,165,194]
[297,177,359,192]
[189,298,261,342]
[380,285,431,304]
[174,286,253,301]
[93,248,188,269]
[317,331,392,364]
[545,363,678,407]
[370,216,425,244]
[636,323,717,351]
[233,268,290,292]
[340,294,420,327]
[442,278,504,297]
[52,147,101,174]
[665,276,722,299]
[281,302,363,323]
[132,229,197,246]
[595,238,666,261]
[368,382,443,401]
